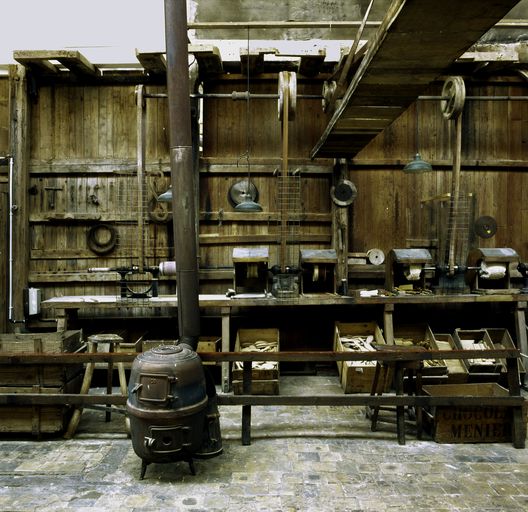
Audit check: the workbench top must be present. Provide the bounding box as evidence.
[41,291,527,309]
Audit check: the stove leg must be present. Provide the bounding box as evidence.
[140,460,149,480]
[188,458,196,476]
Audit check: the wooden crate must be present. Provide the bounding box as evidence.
[0,330,83,386]
[432,333,468,384]
[197,336,220,365]
[0,373,83,435]
[453,329,502,374]
[485,328,526,383]
[393,324,447,376]
[334,321,385,393]
[232,328,279,395]
[423,383,525,443]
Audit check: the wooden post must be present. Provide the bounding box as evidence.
[241,360,252,445]
[394,362,406,445]
[279,76,290,271]
[383,303,395,345]
[506,355,525,449]
[221,306,231,392]
[332,159,350,284]
[514,301,528,387]
[9,64,30,329]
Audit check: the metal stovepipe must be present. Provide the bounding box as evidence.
[164,0,200,350]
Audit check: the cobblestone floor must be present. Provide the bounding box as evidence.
[0,376,527,511]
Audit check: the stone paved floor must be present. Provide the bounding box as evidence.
[0,376,527,511]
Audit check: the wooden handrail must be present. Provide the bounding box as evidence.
[0,348,520,364]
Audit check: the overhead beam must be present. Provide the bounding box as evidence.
[13,50,100,77]
[310,0,523,159]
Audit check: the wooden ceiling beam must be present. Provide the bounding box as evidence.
[189,45,223,76]
[311,0,523,159]
[135,50,167,76]
[13,50,99,77]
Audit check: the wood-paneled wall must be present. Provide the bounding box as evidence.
[350,81,528,259]
[0,73,527,327]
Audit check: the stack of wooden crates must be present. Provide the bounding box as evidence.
[0,330,83,436]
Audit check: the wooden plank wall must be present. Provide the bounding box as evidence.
[350,81,528,261]
[0,73,527,327]
[200,75,334,292]
[28,84,172,302]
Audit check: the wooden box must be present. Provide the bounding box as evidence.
[232,247,269,295]
[232,328,279,395]
[453,329,502,374]
[393,324,447,376]
[0,330,83,386]
[0,373,83,435]
[432,333,468,384]
[485,328,526,383]
[197,336,220,365]
[334,321,385,393]
[423,383,523,443]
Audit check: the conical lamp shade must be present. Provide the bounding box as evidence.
[403,153,433,173]
[234,195,263,212]
[157,186,173,202]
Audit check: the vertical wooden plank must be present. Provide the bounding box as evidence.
[9,65,30,326]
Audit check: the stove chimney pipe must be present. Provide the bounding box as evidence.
[164,0,200,350]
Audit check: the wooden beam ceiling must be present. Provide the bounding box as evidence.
[310,0,524,159]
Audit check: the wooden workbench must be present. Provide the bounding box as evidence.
[41,292,528,392]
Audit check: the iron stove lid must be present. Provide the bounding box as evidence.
[141,343,197,362]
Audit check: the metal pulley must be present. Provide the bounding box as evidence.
[278,71,297,121]
[474,215,497,239]
[228,179,259,207]
[330,179,357,207]
[440,76,466,119]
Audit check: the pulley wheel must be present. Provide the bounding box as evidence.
[441,76,466,120]
[228,179,259,207]
[278,71,297,121]
[330,179,357,207]
[367,248,385,265]
[474,215,497,239]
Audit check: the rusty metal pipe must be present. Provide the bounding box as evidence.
[164,0,200,350]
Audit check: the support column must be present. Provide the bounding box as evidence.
[514,301,527,387]
[221,306,231,392]
[9,64,30,329]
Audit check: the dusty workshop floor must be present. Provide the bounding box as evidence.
[1,375,528,512]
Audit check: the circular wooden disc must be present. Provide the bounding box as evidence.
[441,76,466,119]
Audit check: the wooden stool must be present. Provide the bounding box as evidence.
[64,333,128,439]
[368,345,424,445]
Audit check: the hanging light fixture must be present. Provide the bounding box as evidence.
[403,101,433,174]
[235,27,262,212]
[403,153,432,173]
[157,185,172,202]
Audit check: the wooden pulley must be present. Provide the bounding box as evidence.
[278,71,297,121]
[367,248,385,265]
[441,76,466,120]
